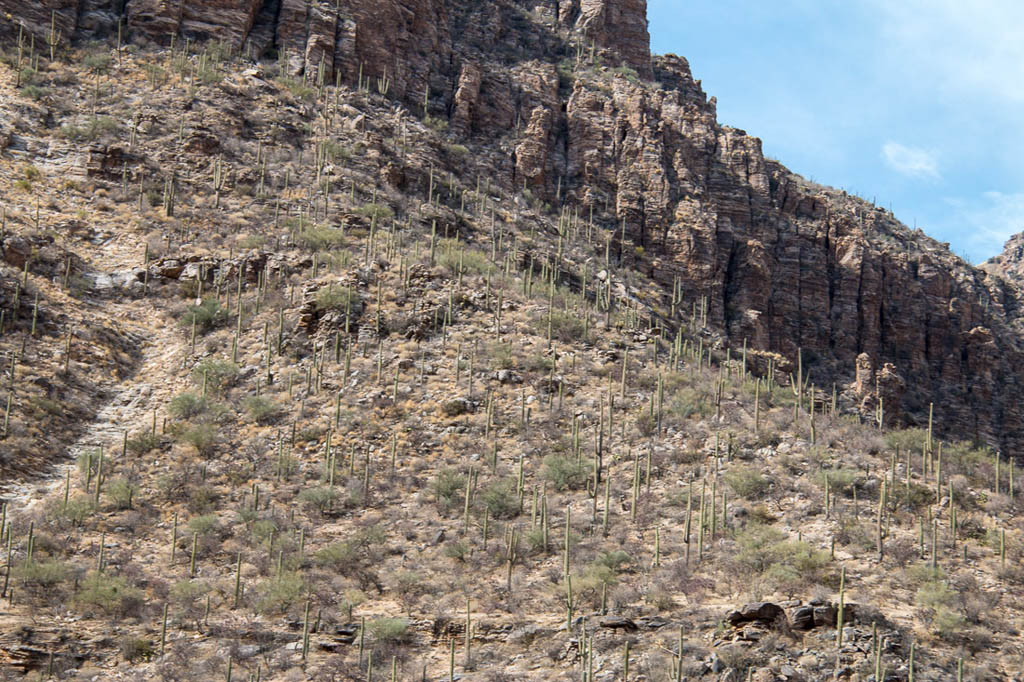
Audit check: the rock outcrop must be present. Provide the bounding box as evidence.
[4,0,1024,451]
[982,232,1024,287]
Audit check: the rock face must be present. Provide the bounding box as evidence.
[983,232,1024,287]
[4,0,1024,451]
[575,0,651,78]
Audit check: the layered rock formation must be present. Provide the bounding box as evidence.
[4,0,1024,450]
[983,232,1024,287]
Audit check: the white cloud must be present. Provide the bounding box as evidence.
[882,142,939,179]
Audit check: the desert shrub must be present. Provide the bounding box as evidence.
[56,494,95,526]
[170,580,210,625]
[106,478,137,510]
[542,454,590,491]
[355,202,394,222]
[83,52,113,74]
[436,239,493,276]
[915,578,964,639]
[734,524,831,592]
[16,559,69,592]
[121,636,154,663]
[191,358,239,393]
[127,431,162,456]
[524,528,548,555]
[242,395,280,424]
[593,550,631,573]
[443,540,470,562]
[77,449,102,482]
[367,618,410,644]
[256,571,306,614]
[188,513,220,537]
[666,387,712,421]
[314,525,386,572]
[60,116,120,142]
[441,398,472,416]
[533,309,587,344]
[478,478,520,519]
[296,225,345,251]
[635,411,656,437]
[187,485,220,514]
[432,468,467,513]
[314,286,359,312]
[724,466,769,499]
[815,467,863,497]
[298,486,339,515]
[180,423,218,457]
[943,441,995,481]
[276,76,316,101]
[886,428,929,454]
[387,570,426,610]
[180,297,228,334]
[76,572,145,618]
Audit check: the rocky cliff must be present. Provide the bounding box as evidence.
[4,0,1024,451]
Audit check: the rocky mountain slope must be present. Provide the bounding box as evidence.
[4,0,1022,453]
[0,1,1023,681]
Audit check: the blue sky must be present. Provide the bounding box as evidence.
[648,0,1024,263]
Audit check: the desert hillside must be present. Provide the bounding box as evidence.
[0,1,1022,680]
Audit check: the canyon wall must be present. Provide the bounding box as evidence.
[4,0,1024,451]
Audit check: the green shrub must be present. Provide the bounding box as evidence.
[666,387,712,421]
[314,286,359,312]
[188,513,220,537]
[367,618,411,644]
[815,467,862,497]
[60,116,120,142]
[355,203,394,222]
[169,392,208,419]
[443,540,470,562]
[76,572,145,618]
[180,423,217,457]
[734,524,831,592]
[298,486,339,514]
[432,468,467,512]
[724,466,770,499]
[121,636,154,663]
[242,395,280,424]
[105,478,137,510]
[77,449,101,482]
[593,550,631,573]
[83,52,113,74]
[16,559,69,590]
[127,431,162,456]
[296,225,345,251]
[444,143,469,156]
[191,358,239,393]
[886,428,929,454]
[315,541,359,569]
[276,77,316,101]
[58,495,95,526]
[435,239,493,276]
[915,579,965,639]
[542,454,591,491]
[180,298,228,334]
[256,571,306,614]
[478,478,520,519]
[535,310,587,344]
[20,83,48,100]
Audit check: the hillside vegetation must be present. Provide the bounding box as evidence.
[0,25,1022,682]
